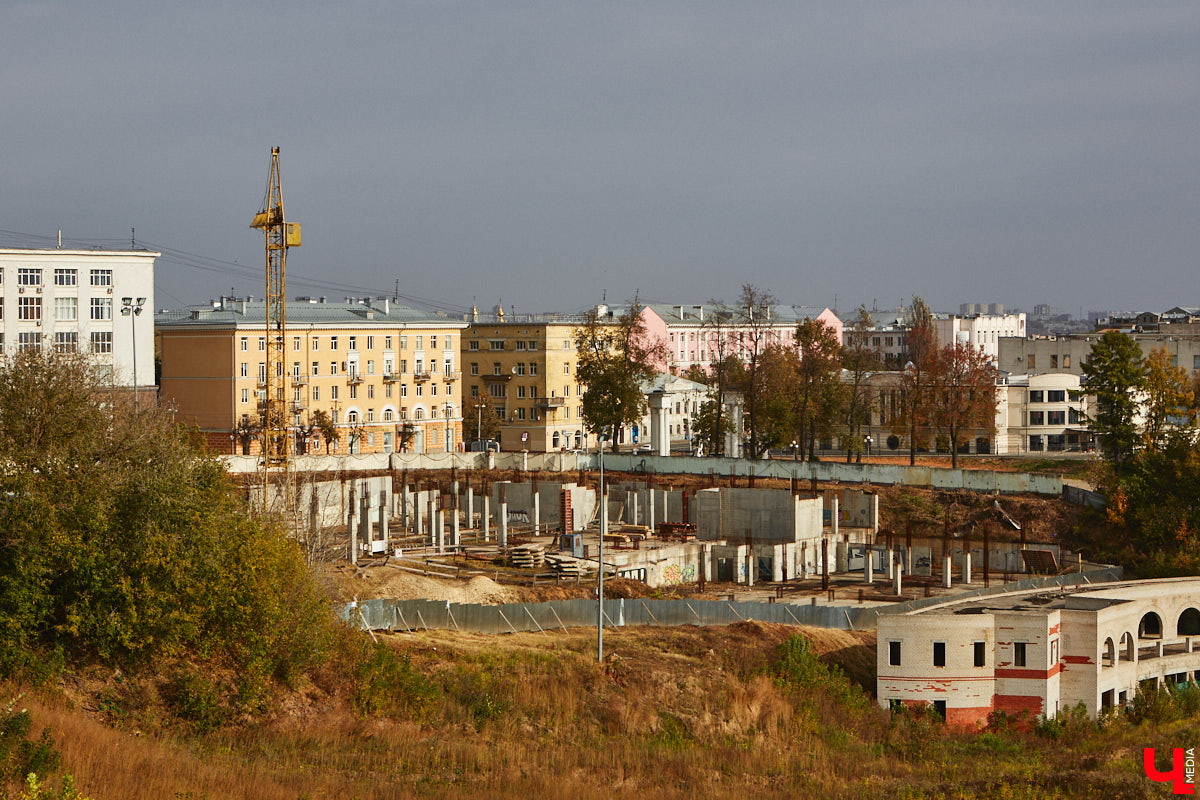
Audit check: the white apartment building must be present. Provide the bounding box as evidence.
[934,312,1026,362]
[0,248,157,393]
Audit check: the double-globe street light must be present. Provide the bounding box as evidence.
[120,297,146,413]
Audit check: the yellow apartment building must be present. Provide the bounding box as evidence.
[462,315,595,452]
[157,297,466,455]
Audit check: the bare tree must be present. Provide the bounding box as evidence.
[930,341,997,468]
[736,284,777,459]
[841,306,881,462]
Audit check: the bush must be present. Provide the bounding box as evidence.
[351,643,439,720]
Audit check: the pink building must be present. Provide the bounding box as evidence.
[626,303,843,374]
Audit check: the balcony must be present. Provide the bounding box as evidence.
[535,397,566,408]
[292,374,308,385]
[347,373,364,385]
[413,371,431,383]
[481,373,512,382]
[382,372,399,383]
[443,370,462,382]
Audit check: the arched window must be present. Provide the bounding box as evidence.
[347,410,358,423]
[414,408,424,420]
[1120,632,1136,663]
[383,409,394,422]
[1139,612,1163,639]
[1178,608,1200,637]
[1102,637,1116,667]
[552,431,560,448]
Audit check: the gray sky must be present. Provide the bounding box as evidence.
[2,2,1198,318]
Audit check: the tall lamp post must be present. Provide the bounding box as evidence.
[120,297,146,413]
[444,402,453,452]
[473,401,486,447]
[865,435,872,464]
[597,427,609,664]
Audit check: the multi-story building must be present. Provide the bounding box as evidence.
[157,296,465,454]
[995,373,1092,454]
[631,302,843,375]
[999,332,1200,377]
[0,247,157,396]
[877,578,1200,726]
[461,316,589,452]
[933,312,1026,362]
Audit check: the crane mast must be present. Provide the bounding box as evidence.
[250,147,301,515]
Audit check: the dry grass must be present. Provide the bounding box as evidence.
[4,622,1194,800]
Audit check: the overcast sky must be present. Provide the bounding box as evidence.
[2,2,1198,318]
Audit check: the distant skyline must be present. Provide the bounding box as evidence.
[2,2,1198,317]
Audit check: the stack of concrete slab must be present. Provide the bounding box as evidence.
[546,553,591,576]
[508,543,546,569]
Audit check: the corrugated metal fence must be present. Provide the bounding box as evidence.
[343,567,1122,635]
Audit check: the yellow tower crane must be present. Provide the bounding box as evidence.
[250,147,301,516]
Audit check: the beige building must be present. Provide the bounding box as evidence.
[158,296,465,454]
[462,316,590,452]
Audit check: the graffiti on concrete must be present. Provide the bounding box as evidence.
[661,562,697,586]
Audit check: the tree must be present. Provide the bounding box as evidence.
[1081,331,1147,471]
[752,344,799,455]
[1141,346,1195,452]
[575,302,667,451]
[467,390,502,443]
[699,299,739,456]
[0,350,333,684]
[691,394,732,457]
[893,296,939,465]
[735,284,777,459]
[930,341,997,468]
[792,317,844,460]
[309,409,337,454]
[841,306,881,463]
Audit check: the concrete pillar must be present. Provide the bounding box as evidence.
[482,494,490,541]
[836,540,848,574]
[772,544,784,583]
[648,391,670,456]
[831,495,840,540]
[963,551,973,585]
[648,488,656,531]
[943,554,953,589]
[906,544,914,577]
[451,499,460,548]
[414,491,423,540]
[781,543,792,582]
[884,547,894,582]
[437,510,446,552]
[701,543,712,583]
[378,490,389,552]
[629,492,639,526]
[428,497,438,547]
[800,542,808,579]
[467,487,475,529]
[401,482,410,532]
[893,561,903,596]
[532,490,541,535]
[498,499,508,549]
[358,491,372,548]
[864,545,874,584]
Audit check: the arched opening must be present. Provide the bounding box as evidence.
[1120,632,1136,663]
[1178,608,1200,637]
[1139,612,1163,639]
[552,431,560,449]
[574,429,582,449]
[1102,637,1116,667]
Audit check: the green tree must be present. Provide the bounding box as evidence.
[309,409,337,454]
[691,394,732,457]
[575,303,666,451]
[466,390,502,444]
[1081,331,1147,471]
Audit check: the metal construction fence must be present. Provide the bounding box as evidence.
[343,566,1122,635]
[223,450,1064,498]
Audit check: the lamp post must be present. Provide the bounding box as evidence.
[473,401,486,448]
[791,440,798,461]
[865,435,872,464]
[120,297,146,413]
[597,427,608,664]
[444,402,453,453]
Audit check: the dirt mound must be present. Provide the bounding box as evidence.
[336,567,520,605]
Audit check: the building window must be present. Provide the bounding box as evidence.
[564,362,571,374]
[1029,411,1044,426]
[368,384,375,399]
[89,269,113,286]
[888,641,901,666]
[19,297,42,320]
[1047,390,1065,402]
[330,361,338,376]
[241,388,249,404]
[241,337,248,351]
[312,336,319,350]
[349,336,357,351]
[1047,410,1065,426]
[18,332,42,351]
[516,340,526,350]
[516,363,525,376]
[529,362,538,376]
[1029,390,1043,403]
[1028,354,1036,369]
[1029,435,1043,451]
[293,336,301,350]
[18,268,42,286]
[516,408,525,420]
[385,384,393,398]
[469,340,479,351]
[489,339,503,350]
[471,362,479,376]
[367,335,374,350]
[54,297,77,321]
[312,361,319,376]
[1014,642,1027,668]
[90,331,112,353]
[53,332,77,353]
[54,268,76,286]
[1050,354,1058,369]
[974,641,986,667]
[493,363,501,375]
[528,340,538,351]
[517,386,526,398]
[330,385,338,400]
[384,409,394,421]
[240,362,249,377]
[312,386,320,401]
[385,336,392,349]
[330,336,338,350]
[257,337,265,351]
[933,642,946,667]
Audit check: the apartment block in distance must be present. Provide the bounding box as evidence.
[0,247,157,397]
[157,296,465,455]
[462,313,594,453]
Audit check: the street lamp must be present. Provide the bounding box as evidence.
[444,402,453,453]
[120,297,146,412]
[473,401,486,447]
[865,435,872,464]
[791,440,799,461]
[597,426,609,664]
